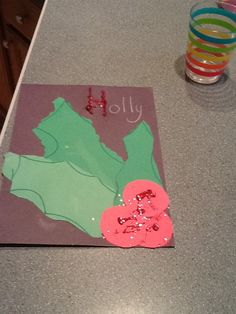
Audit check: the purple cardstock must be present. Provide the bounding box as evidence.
[0,84,173,246]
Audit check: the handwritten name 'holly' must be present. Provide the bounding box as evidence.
[108,96,142,123]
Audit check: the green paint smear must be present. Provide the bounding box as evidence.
[114,121,163,204]
[33,97,123,192]
[3,152,115,237]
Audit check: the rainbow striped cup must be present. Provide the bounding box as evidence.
[186,0,236,84]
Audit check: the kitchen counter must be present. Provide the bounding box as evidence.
[0,0,235,313]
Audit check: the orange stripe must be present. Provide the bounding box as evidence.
[186,60,224,77]
[187,43,230,62]
[186,52,228,70]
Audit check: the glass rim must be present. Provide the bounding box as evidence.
[190,0,236,35]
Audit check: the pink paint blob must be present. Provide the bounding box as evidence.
[140,212,173,248]
[100,203,144,247]
[100,180,173,248]
[123,179,169,215]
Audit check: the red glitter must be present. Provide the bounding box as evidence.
[136,189,156,202]
[85,87,107,116]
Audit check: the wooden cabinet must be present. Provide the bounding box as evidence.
[0,26,13,112]
[0,0,41,40]
[0,0,44,128]
[3,25,28,86]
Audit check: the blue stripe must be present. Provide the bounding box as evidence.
[191,7,236,23]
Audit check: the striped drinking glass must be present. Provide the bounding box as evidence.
[186,0,236,84]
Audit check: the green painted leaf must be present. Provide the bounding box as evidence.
[3,153,115,237]
[33,98,123,192]
[115,121,163,204]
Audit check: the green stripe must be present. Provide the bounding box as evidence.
[188,33,236,53]
[192,18,236,33]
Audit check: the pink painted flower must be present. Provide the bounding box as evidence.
[100,180,173,248]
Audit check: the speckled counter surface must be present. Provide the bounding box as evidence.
[0,0,236,313]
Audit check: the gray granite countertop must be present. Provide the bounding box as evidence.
[0,0,235,313]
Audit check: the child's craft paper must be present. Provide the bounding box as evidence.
[0,84,174,247]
